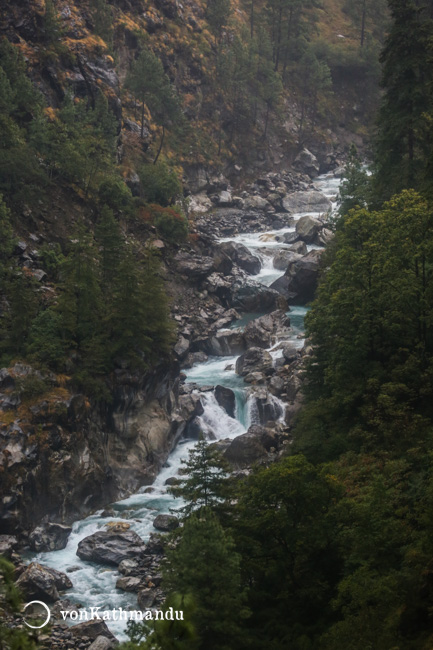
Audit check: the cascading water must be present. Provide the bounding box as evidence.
[27,170,341,642]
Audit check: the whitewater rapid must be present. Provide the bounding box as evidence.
[27,170,340,640]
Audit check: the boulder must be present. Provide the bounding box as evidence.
[70,620,117,642]
[231,281,284,313]
[282,191,331,214]
[214,385,236,418]
[295,215,323,244]
[294,148,320,176]
[314,228,334,246]
[88,637,117,650]
[174,336,190,359]
[224,429,268,468]
[271,249,323,305]
[273,251,303,271]
[217,190,233,207]
[288,241,308,255]
[236,348,273,377]
[282,343,301,363]
[174,252,214,280]
[244,195,269,211]
[138,588,156,609]
[16,563,72,602]
[250,390,285,425]
[76,530,147,566]
[203,329,246,356]
[0,535,18,559]
[153,514,179,532]
[29,522,72,553]
[218,241,261,275]
[116,576,142,592]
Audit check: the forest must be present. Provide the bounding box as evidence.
[2,0,433,649]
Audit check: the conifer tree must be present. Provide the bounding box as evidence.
[163,509,249,650]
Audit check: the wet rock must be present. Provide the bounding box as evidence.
[214,385,236,418]
[251,391,284,425]
[282,191,331,214]
[16,563,72,602]
[315,228,334,246]
[236,348,273,377]
[295,215,323,244]
[0,535,18,559]
[76,530,147,566]
[174,252,214,280]
[282,343,301,363]
[118,559,139,576]
[288,241,308,255]
[138,588,156,609]
[243,321,272,349]
[29,522,72,553]
[174,336,190,360]
[179,393,204,420]
[218,241,261,275]
[70,620,117,642]
[244,195,269,211]
[273,251,303,271]
[88,637,116,650]
[231,280,284,313]
[116,576,142,592]
[271,249,323,305]
[269,376,285,396]
[217,190,233,206]
[153,514,179,532]
[224,429,268,468]
[294,148,320,176]
[203,329,246,356]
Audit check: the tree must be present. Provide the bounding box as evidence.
[337,144,371,217]
[374,0,433,200]
[232,455,342,648]
[163,509,249,650]
[343,0,389,47]
[169,439,230,517]
[125,49,183,162]
[206,0,232,44]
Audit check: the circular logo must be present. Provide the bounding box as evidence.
[23,601,51,629]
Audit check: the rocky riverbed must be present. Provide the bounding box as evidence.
[0,150,343,646]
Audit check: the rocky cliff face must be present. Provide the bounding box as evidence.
[0,361,194,535]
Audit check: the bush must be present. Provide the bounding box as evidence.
[98,177,133,213]
[153,205,188,243]
[138,162,182,206]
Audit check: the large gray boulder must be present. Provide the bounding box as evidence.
[236,348,273,377]
[174,252,214,280]
[88,637,117,650]
[273,251,303,271]
[271,249,323,305]
[203,329,246,356]
[231,280,285,313]
[214,385,236,418]
[218,241,261,275]
[29,522,72,553]
[16,563,72,602]
[76,530,147,566]
[153,514,179,532]
[70,620,117,642]
[295,215,323,244]
[294,148,320,176]
[0,535,18,559]
[243,195,270,211]
[224,425,274,468]
[282,191,331,214]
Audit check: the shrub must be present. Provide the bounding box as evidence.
[138,162,182,206]
[98,177,133,213]
[153,205,188,243]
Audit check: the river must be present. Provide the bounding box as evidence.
[28,170,341,641]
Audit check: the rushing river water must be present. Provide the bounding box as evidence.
[28,170,341,640]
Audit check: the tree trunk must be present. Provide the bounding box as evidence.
[153,124,165,164]
[360,0,366,47]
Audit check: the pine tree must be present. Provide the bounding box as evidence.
[337,144,371,217]
[169,439,230,516]
[163,509,249,650]
[374,0,433,200]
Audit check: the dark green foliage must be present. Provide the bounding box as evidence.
[26,309,68,370]
[337,144,371,217]
[0,557,39,649]
[125,48,183,161]
[206,0,232,43]
[139,162,182,206]
[168,439,230,516]
[90,0,114,48]
[98,177,133,214]
[154,206,188,244]
[373,0,433,200]
[163,509,249,650]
